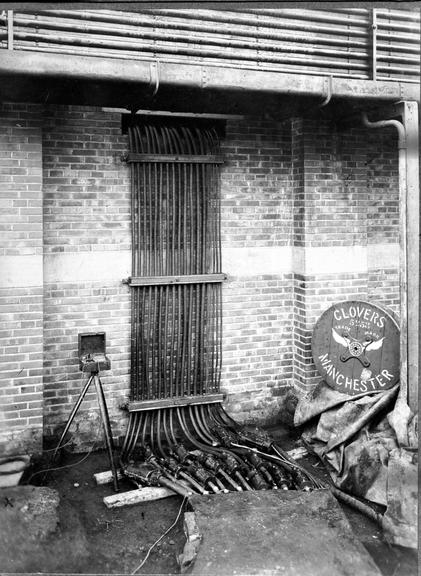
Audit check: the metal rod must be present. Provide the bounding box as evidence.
[128,273,227,286]
[52,374,94,460]
[188,405,213,445]
[126,411,144,459]
[178,468,209,495]
[140,410,150,447]
[162,409,174,449]
[163,285,169,398]
[93,374,119,492]
[199,404,220,444]
[168,407,178,445]
[10,12,379,49]
[175,285,183,398]
[125,153,224,164]
[247,8,367,25]
[129,395,224,412]
[192,404,217,445]
[7,11,13,50]
[149,407,156,452]
[7,30,370,70]
[156,409,165,458]
[362,112,409,404]
[157,285,163,399]
[31,9,380,46]
[128,127,137,401]
[146,9,370,37]
[220,469,242,491]
[145,286,152,399]
[121,412,135,459]
[176,406,220,455]
[187,285,194,395]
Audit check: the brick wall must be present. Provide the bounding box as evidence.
[0,104,400,453]
[42,106,132,448]
[220,118,295,424]
[290,118,399,396]
[0,103,44,456]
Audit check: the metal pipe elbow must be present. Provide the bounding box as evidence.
[361,112,406,149]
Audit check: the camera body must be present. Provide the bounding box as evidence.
[78,332,111,373]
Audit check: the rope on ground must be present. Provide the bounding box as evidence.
[26,439,99,484]
[131,495,187,575]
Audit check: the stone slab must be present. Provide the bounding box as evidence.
[186,489,381,576]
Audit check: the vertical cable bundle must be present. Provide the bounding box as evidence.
[127,123,223,402]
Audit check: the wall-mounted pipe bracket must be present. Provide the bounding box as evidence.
[149,61,160,97]
[319,75,333,108]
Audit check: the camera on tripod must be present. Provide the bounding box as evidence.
[78,332,111,373]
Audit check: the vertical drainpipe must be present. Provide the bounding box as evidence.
[362,105,419,412]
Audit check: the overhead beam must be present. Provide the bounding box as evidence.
[0,49,418,104]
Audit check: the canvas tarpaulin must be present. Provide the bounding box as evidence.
[294,382,418,549]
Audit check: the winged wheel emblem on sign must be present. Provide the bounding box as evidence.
[332,328,385,358]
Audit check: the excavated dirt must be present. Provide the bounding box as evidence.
[0,441,417,575]
[1,450,186,574]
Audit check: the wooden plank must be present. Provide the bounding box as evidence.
[103,487,175,508]
[125,153,224,164]
[128,273,227,286]
[129,393,224,412]
[94,470,123,486]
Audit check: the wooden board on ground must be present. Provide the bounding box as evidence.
[103,487,176,508]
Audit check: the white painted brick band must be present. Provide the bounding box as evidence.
[223,246,292,276]
[0,244,399,287]
[0,255,43,287]
[44,251,131,284]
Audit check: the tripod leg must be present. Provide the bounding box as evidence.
[52,374,94,460]
[94,374,119,492]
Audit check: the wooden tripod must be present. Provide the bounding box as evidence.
[53,370,119,492]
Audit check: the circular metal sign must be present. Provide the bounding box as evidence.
[312,300,399,396]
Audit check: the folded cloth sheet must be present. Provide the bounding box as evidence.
[294,381,418,548]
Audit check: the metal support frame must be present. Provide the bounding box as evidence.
[362,101,419,412]
[128,393,224,412]
[370,9,378,81]
[0,49,418,104]
[127,273,227,287]
[124,153,224,164]
[7,11,13,50]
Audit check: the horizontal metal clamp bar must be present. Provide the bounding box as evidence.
[129,393,225,412]
[122,152,224,164]
[125,273,227,286]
